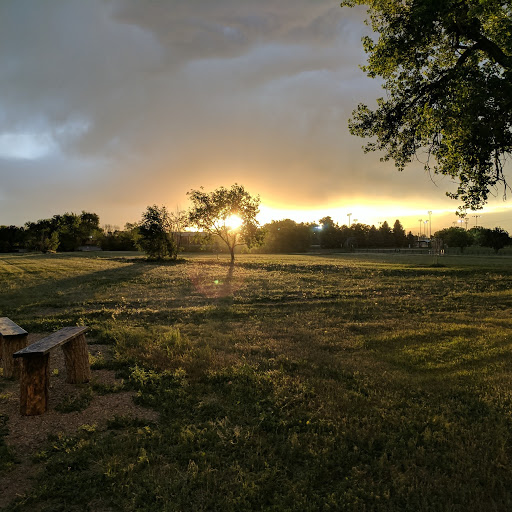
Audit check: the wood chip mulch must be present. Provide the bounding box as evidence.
[0,335,159,509]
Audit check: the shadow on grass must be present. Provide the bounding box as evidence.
[363,323,512,393]
[0,259,152,331]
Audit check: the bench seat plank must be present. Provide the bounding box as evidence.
[0,317,28,337]
[14,326,88,358]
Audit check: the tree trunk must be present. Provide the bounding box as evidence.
[62,334,91,383]
[19,354,49,416]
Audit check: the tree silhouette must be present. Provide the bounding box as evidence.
[261,219,311,253]
[392,220,407,248]
[475,227,511,254]
[434,227,473,253]
[138,205,178,260]
[188,184,263,264]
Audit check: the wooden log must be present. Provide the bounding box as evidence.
[19,354,49,416]
[14,326,90,415]
[62,333,91,384]
[0,318,29,379]
[2,333,28,379]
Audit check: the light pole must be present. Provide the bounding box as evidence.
[428,211,432,238]
[473,214,480,227]
[347,213,352,228]
[418,219,423,237]
[424,220,429,238]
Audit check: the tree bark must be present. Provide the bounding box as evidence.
[19,354,49,416]
[62,334,91,383]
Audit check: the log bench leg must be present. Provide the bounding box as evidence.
[2,333,28,379]
[62,334,91,384]
[19,354,49,416]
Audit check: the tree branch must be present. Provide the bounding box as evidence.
[472,33,512,70]
[456,41,482,66]
[454,10,512,70]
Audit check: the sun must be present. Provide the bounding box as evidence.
[225,214,243,230]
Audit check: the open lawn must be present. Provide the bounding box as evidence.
[1,251,512,511]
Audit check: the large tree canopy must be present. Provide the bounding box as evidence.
[341,0,512,212]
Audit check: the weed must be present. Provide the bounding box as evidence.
[91,380,125,395]
[54,387,93,413]
[0,414,17,471]
[107,415,156,430]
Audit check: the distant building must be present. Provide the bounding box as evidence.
[178,232,210,251]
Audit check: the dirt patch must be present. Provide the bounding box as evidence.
[0,334,159,509]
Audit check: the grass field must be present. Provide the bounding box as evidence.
[1,251,512,511]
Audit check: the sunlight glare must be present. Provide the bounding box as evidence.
[225,214,243,229]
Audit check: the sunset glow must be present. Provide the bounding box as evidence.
[224,214,243,230]
[2,1,511,234]
[257,203,443,233]
[257,201,512,235]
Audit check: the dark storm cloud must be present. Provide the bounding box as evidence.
[111,1,357,57]
[0,0,467,228]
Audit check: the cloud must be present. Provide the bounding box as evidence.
[0,0,482,229]
[110,1,364,58]
[0,132,56,160]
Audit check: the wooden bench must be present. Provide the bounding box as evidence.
[0,317,28,379]
[13,326,90,416]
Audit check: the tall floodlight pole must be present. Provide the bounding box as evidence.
[465,217,469,230]
[473,215,480,227]
[418,219,423,237]
[347,213,352,228]
[424,220,429,238]
[428,211,432,238]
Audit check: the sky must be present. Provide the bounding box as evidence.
[1,0,511,236]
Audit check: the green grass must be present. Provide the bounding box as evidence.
[2,251,512,510]
[54,387,94,413]
[0,413,17,471]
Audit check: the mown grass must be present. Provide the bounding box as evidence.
[2,251,512,511]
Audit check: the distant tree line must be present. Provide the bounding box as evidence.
[313,217,415,250]
[1,205,511,257]
[433,226,511,254]
[0,212,140,253]
[219,218,512,255]
[0,212,102,253]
